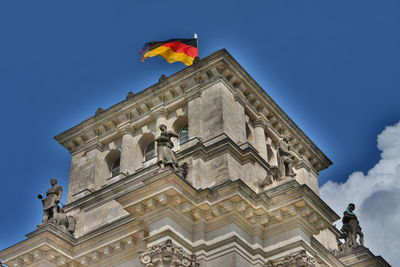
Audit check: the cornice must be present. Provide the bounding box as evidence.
[0,220,144,267]
[115,170,338,238]
[54,48,332,172]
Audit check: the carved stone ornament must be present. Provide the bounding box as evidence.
[95,107,104,115]
[258,166,281,190]
[159,74,168,82]
[265,250,316,267]
[126,91,135,99]
[139,239,199,267]
[178,162,189,178]
[193,56,200,64]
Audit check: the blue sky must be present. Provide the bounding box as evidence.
[0,0,399,253]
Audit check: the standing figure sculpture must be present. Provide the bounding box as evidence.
[38,178,76,235]
[277,137,296,178]
[341,203,364,248]
[156,124,179,170]
[38,178,62,225]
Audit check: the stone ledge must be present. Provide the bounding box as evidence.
[116,170,338,235]
[0,224,145,267]
[334,246,391,267]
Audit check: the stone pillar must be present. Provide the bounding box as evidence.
[232,93,247,144]
[200,80,245,143]
[67,140,106,202]
[188,91,202,139]
[120,127,136,175]
[253,118,268,160]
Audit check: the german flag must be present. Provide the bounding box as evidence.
[140,39,198,66]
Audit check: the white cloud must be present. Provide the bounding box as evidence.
[320,121,400,266]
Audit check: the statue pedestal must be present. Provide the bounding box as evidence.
[334,246,390,266]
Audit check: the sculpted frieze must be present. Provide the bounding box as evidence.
[265,250,316,267]
[139,239,199,267]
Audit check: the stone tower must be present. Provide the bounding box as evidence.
[0,49,390,266]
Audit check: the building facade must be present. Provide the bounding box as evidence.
[0,49,389,266]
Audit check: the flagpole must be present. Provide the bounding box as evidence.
[194,33,199,58]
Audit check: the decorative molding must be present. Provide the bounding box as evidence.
[265,250,316,267]
[116,172,334,234]
[139,239,199,267]
[2,234,137,267]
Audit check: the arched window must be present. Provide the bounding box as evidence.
[105,149,121,177]
[111,157,120,176]
[144,141,155,161]
[179,125,189,144]
[172,116,188,146]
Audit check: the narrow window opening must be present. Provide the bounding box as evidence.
[179,125,189,144]
[144,141,155,161]
[111,157,120,176]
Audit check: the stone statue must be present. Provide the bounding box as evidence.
[178,162,189,178]
[38,178,75,236]
[156,124,179,170]
[55,207,76,236]
[340,203,364,249]
[38,178,63,224]
[258,166,280,190]
[277,137,296,178]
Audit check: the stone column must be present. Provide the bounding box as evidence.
[120,127,136,175]
[253,118,268,160]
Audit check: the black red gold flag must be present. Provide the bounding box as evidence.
[140,38,198,66]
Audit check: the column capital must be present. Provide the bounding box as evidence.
[118,125,135,136]
[254,117,267,128]
[151,107,168,120]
